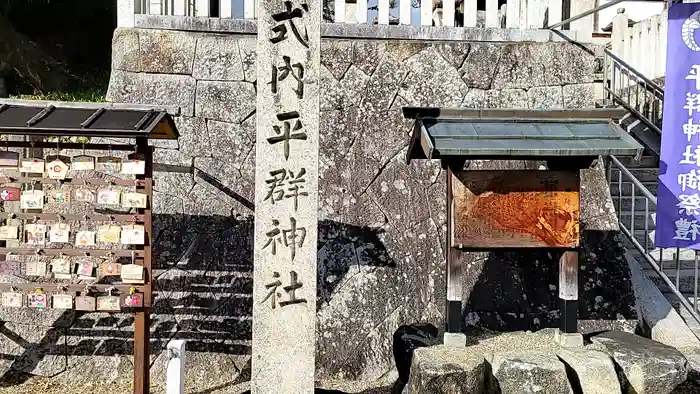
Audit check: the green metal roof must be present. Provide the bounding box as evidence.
[404,107,644,163]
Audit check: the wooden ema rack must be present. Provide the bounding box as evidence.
[0,140,154,393]
[0,99,180,394]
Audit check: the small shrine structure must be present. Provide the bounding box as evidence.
[403,107,644,345]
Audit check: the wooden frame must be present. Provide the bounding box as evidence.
[443,162,583,335]
[0,99,178,394]
[0,137,157,394]
[450,170,581,249]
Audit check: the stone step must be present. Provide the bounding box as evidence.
[627,228,656,247]
[632,251,699,270]
[647,268,700,281]
[617,212,656,231]
[611,196,657,212]
[618,115,662,158]
[650,273,699,294]
[609,180,658,197]
[610,155,659,168]
[608,167,659,183]
[667,294,700,331]
[625,242,699,266]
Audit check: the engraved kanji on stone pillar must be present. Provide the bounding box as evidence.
[251,0,320,391]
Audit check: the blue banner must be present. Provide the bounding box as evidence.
[656,3,700,248]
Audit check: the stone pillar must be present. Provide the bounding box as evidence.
[251,0,321,391]
[570,0,594,42]
[345,0,358,24]
[117,0,135,27]
[611,10,628,62]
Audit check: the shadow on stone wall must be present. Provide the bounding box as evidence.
[0,210,395,388]
[0,159,638,392]
[461,230,639,336]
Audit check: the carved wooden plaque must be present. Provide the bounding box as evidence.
[451,170,580,248]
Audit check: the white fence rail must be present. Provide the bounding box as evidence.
[610,9,667,81]
[119,0,596,34]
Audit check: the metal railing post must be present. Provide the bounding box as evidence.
[609,155,700,325]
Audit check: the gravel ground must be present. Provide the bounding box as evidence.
[0,380,136,394]
[0,378,256,394]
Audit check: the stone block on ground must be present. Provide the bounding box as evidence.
[557,348,622,394]
[407,345,487,394]
[555,331,583,348]
[681,350,700,380]
[391,323,441,392]
[489,350,574,394]
[590,331,689,394]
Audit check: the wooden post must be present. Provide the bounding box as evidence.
[443,0,455,27]
[421,0,433,26]
[525,0,545,28]
[549,0,563,28]
[378,0,390,24]
[244,0,256,19]
[658,9,668,78]
[356,0,368,23]
[399,0,411,24]
[558,250,579,334]
[445,168,462,334]
[220,0,232,18]
[335,0,346,22]
[195,0,210,16]
[173,0,186,15]
[133,137,153,394]
[486,0,499,27]
[506,0,521,28]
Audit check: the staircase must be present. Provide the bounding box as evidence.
[603,48,700,334]
[609,154,700,333]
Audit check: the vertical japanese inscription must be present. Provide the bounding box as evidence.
[252,0,320,392]
[651,3,700,250]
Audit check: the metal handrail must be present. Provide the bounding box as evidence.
[604,49,665,94]
[546,0,627,29]
[604,88,663,135]
[608,155,700,325]
[609,156,658,203]
[603,50,664,135]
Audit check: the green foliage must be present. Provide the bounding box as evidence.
[7,67,107,144]
[12,88,106,103]
[10,70,108,103]
[43,136,91,144]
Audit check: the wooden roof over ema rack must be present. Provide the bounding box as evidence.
[0,99,180,140]
[403,107,644,163]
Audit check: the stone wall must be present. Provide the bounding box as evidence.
[0,27,638,394]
